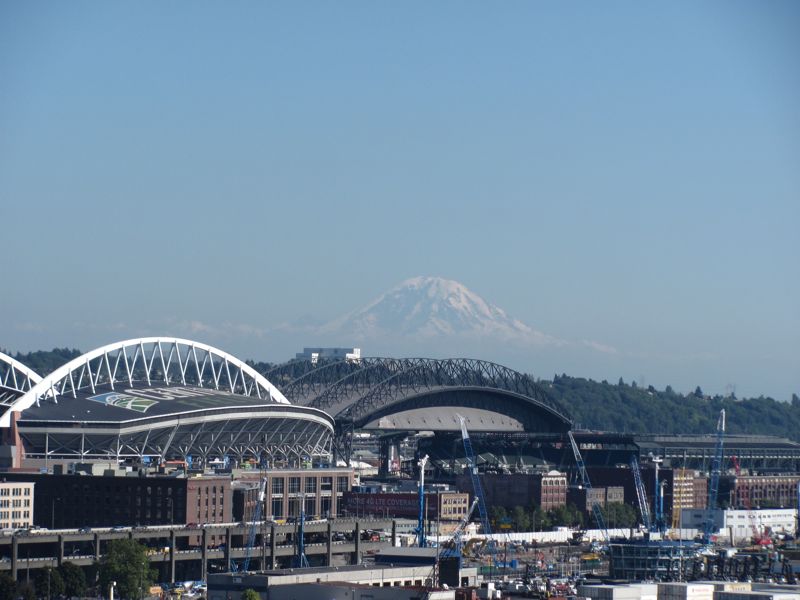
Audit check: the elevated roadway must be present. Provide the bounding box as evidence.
[0,518,396,582]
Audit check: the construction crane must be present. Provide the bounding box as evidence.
[650,454,665,532]
[631,457,652,531]
[416,454,429,548]
[236,476,267,572]
[293,509,310,567]
[440,497,479,560]
[702,409,725,545]
[567,431,609,541]
[457,415,497,563]
[457,417,493,538]
[731,455,770,546]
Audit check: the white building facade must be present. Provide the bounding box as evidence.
[0,481,34,530]
[681,508,797,543]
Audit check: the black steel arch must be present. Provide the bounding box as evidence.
[337,358,570,429]
[304,358,432,412]
[270,357,571,431]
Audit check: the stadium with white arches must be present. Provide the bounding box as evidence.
[0,338,334,469]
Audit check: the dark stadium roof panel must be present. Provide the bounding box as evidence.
[19,383,284,424]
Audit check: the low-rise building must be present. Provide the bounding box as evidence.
[0,480,34,530]
[341,490,469,521]
[238,468,354,520]
[720,474,800,509]
[681,508,798,542]
[454,471,567,512]
[295,347,361,364]
[568,486,626,516]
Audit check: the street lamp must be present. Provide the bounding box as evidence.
[51,496,61,529]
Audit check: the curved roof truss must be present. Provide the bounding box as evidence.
[339,358,569,426]
[0,351,43,411]
[272,356,571,430]
[1,337,289,427]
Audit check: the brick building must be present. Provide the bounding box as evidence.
[237,468,354,521]
[721,474,800,509]
[454,471,567,512]
[568,486,625,515]
[341,490,470,521]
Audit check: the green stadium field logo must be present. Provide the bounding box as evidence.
[87,392,158,413]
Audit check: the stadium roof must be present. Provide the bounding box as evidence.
[3,338,333,466]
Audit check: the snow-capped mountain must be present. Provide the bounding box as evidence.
[318,276,556,342]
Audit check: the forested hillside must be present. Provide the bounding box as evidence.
[3,348,82,377]
[546,374,800,441]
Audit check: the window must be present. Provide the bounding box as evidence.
[304,497,315,517]
[288,498,299,517]
[289,477,301,494]
[272,479,284,495]
[271,498,283,518]
[321,477,332,492]
[305,478,317,494]
[337,477,350,493]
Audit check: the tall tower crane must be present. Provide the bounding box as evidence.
[567,431,609,541]
[631,457,652,531]
[650,454,665,532]
[702,409,725,545]
[235,476,267,572]
[457,415,497,563]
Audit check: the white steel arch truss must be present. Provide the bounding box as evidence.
[0,351,42,411]
[0,337,290,427]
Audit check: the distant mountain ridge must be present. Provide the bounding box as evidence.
[319,276,556,343]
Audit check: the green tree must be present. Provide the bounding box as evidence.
[241,589,260,600]
[17,582,36,600]
[0,573,16,600]
[549,504,584,528]
[488,506,507,528]
[603,503,638,529]
[59,562,87,598]
[34,567,65,599]
[511,506,530,532]
[531,506,551,531]
[98,539,156,600]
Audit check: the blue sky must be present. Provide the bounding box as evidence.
[1,2,798,399]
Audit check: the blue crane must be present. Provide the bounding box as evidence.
[293,509,310,568]
[238,476,267,572]
[630,456,652,531]
[702,409,726,545]
[457,415,497,564]
[567,431,609,542]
